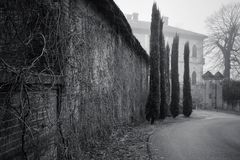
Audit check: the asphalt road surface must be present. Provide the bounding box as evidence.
[150,110,240,160]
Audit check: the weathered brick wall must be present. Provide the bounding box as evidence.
[0,0,149,159]
[0,1,60,158]
[58,0,149,151]
[0,85,57,160]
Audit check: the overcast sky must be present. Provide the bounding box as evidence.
[114,0,240,35]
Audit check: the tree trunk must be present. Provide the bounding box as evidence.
[224,53,231,80]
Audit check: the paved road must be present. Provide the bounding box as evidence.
[150,110,240,160]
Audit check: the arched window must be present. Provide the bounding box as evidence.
[192,71,197,85]
[192,45,197,58]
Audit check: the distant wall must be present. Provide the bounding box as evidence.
[222,101,240,112]
[198,80,240,113]
[200,80,223,109]
[219,80,240,112]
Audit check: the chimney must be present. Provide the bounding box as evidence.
[163,16,169,25]
[132,13,139,21]
[125,14,132,21]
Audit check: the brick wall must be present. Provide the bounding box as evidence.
[58,0,149,143]
[0,86,57,160]
[0,0,149,159]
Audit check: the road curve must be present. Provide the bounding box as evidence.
[150,110,240,160]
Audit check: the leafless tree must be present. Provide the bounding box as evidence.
[205,3,240,79]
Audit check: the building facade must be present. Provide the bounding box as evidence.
[126,13,207,85]
[126,13,207,106]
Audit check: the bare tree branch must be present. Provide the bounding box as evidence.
[205,2,240,79]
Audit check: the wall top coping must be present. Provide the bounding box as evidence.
[87,0,149,62]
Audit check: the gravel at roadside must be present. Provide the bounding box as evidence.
[83,122,156,160]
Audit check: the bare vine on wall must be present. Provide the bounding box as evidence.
[0,0,69,159]
[0,0,93,158]
[0,0,145,159]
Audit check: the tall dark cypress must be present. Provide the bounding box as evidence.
[165,44,170,116]
[159,16,166,119]
[170,34,180,118]
[183,42,192,117]
[145,3,160,124]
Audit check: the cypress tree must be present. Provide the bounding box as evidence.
[183,42,192,117]
[165,44,170,116]
[159,16,166,119]
[145,3,160,124]
[170,34,180,118]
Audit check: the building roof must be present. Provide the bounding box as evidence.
[214,72,224,80]
[88,0,149,61]
[202,71,215,80]
[127,19,207,40]
[202,71,224,80]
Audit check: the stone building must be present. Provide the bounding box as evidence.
[126,13,207,105]
[126,13,207,85]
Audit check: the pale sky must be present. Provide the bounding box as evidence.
[114,0,240,35]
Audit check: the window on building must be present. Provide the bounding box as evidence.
[192,71,197,85]
[192,45,197,58]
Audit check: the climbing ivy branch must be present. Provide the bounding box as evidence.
[0,1,66,159]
